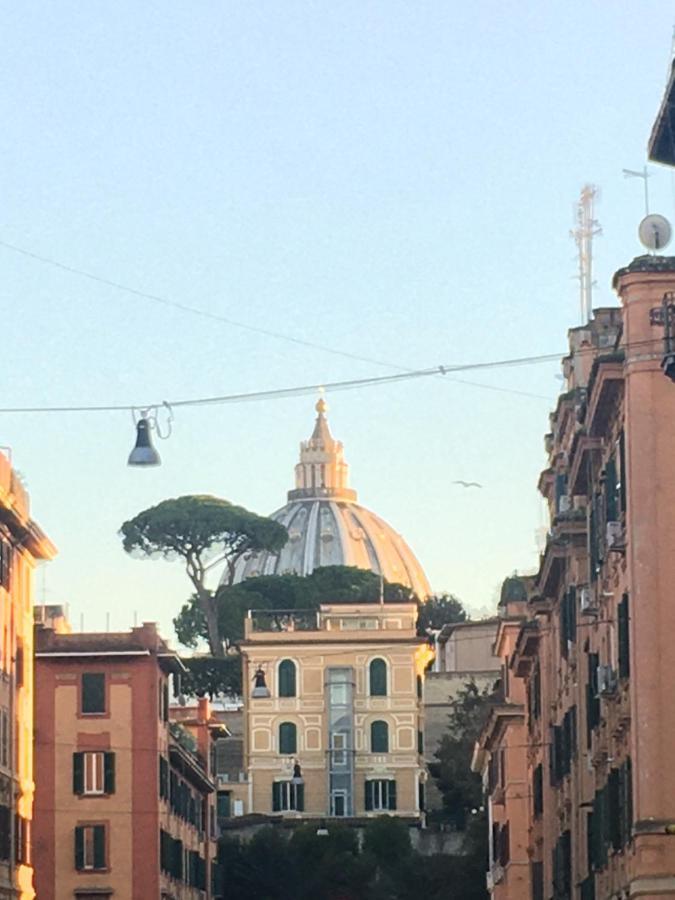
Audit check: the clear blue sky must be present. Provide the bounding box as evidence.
[2,2,674,636]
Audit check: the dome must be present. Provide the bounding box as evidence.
[230,398,431,599]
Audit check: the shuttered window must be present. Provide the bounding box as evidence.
[618,593,630,679]
[81,674,106,714]
[365,779,396,811]
[370,720,388,753]
[279,722,297,755]
[533,764,544,817]
[278,660,297,698]
[0,806,9,861]
[369,659,387,696]
[272,781,304,812]
[73,752,115,795]
[74,825,106,871]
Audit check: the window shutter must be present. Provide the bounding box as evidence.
[93,825,105,870]
[279,723,297,755]
[365,780,373,811]
[388,780,397,811]
[369,659,387,697]
[74,826,84,870]
[73,753,84,795]
[604,458,618,521]
[279,661,296,698]
[272,782,281,812]
[618,593,630,679]
[296,783,304,812]
[104,753,116,794]
[371,721,388,753]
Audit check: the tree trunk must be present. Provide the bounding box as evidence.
[196,589,224,657]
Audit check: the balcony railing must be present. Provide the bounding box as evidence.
[248,609,320,633]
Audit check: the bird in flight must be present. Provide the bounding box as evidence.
[452,480,483,488]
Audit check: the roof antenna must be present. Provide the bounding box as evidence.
[570,184,602,324]
[622,166,650,217]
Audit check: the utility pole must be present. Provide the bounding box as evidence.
[571,185,602,324]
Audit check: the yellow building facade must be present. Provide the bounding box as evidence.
[0,451,55,899]
[241,602,433,820]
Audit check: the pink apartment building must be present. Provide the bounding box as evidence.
[474,254,675,900]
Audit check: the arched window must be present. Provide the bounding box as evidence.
[279,722,297,755]
[369,659,387,697]
[371,720,389,753]
[278,660,297,698]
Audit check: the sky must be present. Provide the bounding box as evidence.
[2,2,675,638]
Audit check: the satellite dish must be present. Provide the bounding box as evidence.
[638,214,672,251]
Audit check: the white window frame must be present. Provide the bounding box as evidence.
[278,781,301,811]
[83,751,105,796]
[371,779,392,811]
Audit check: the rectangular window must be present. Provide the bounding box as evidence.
[74,752,115,795]
[272,781,304,812]
[15,815,30,865]
[533,764,544,817]
[331,732,347,765]
[618,593,630,679]
[365,779,397,812]
[217,791,231,822]
[81,674,106,715]
[0,806,9,861]
[0,539,11,591]
[15,641,24,689]
[0,709,9,768]
[74,824,106,871]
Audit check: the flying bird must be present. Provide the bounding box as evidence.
[452,480,483,489]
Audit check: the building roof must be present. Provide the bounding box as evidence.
[649,60,675,166]
[35,622,185,673]
[229,400,431,599]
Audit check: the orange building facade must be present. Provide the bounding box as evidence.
[0,451,55,900]
[474,256,675,899]
[33,622,224,900]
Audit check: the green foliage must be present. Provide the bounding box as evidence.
[416,594,467,634]
[429,680,496,829]
[218,819,487,900]
[119,495,288,655]
[174,566,416,651]
[180,656,242,698]
[119,494,288,579]
[361,815,411,865]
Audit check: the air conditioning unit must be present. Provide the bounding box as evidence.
[558,495,572,514]
[606,521,624,549]
[579,587,598,615]
[597,664,618,697]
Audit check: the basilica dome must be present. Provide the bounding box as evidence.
[231,398,431,598]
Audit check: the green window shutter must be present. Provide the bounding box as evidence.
[369,659,387,697]
[93,825,106,870]
[618,593,630,679]
[388,780,397,811]
[371,721,388,753]
[74,826,84,870]
[104,752,116,794]
[73,753,84,795]
[605,458,618,521]
[417,730,423,755]
[279,722,297,754]
[278,660,297,698]
[295,783,304,812]
[365,780,373,811]
[272,782,281,812]
[626,757,633,845]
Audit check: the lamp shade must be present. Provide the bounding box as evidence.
[128,418,161,467]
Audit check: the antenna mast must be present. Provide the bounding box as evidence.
[571,184,602,324]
